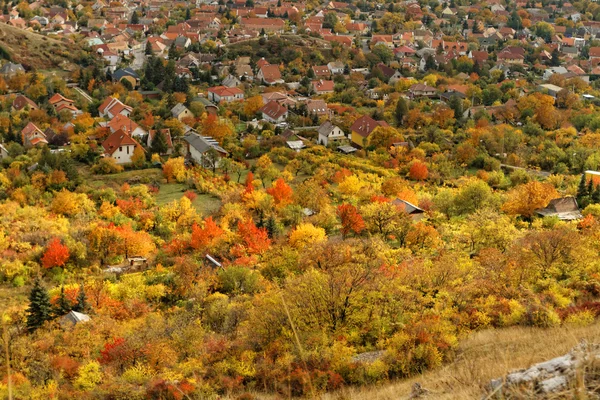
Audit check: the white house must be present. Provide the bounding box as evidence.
[260,100,288,124]
[184,131,228,169]
[101,129,142,164]
[318,121,346,146]
[98,97,132,119]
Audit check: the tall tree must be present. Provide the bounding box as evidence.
[151,129,169,155]
[73,283,88,313]
[26,278,53,331]
[55,286,72,317]
[395,97,408,125]
[130,10,139,24]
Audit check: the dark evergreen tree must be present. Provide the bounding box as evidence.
[185,7,191,20]
[26,278,52,331]
[592,184,600,204]
[588,178,594,200]
[151,129,169,155]
[130,10,139,24]
[73,283,88,313]
[145,40,154,56]
[550,49,561,67]
[55,286,72,317]
[266,216,277,238]
[449,95,463,121]
[577,174,588,201]
[395,97,408,125]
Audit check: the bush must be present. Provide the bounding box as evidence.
[91,158,124,174]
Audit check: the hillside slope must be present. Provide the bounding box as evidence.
[321,323,600,399]
[0,23,79,70]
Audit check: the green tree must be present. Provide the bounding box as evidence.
[395,97,408,125]
[54,286,72,317]
[151,129,169,155]
[130,10,139,24]
[26,278,53,331]
[145,40,153,56]
[73,283,88,313]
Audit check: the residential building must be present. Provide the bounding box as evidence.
[350,115,389,147]
[208,86,245,103]
[101,129,141,164]
[260,100,288,124]
[318,121,345,146]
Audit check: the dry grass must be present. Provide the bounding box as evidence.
[233,323,600,400]
[323,323,600,400]
[0,23,78,70]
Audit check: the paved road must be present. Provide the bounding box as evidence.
[131,43,147,71]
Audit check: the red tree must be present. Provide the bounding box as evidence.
[41,238,70,269]
[337,203,365,238]
[266,178,293,206]
[237,219,271,254]
[190,217,224,250]
[244,171,255,194]
[409,160,429,181]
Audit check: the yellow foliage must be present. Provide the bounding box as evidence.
[289,223,327,249]
[75,361,103,390]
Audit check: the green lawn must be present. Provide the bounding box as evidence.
[88,168,163,189]
[155,183,221,216]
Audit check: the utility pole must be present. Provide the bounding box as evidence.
[2,318,12,400]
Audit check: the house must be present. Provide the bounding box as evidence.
[49,93,75,110]
[194,97,219,115]
[21,122,47,148]
[240,17,285,33]
[260,100,288,124]
[0,62,25,77]
[318,121,345,146]
[222,75,242,88]
[184,131,228,169]
[375,63,402,83]
[327,61,345,75]
[497,47,525,64]
[12,95,38,111]
[147,129,173,154]
[307,99,328,116]
[101,129,142,164]
[538,83,565,98]
[60,311,91,326]
[112,67,140,88]
[106,114,147,138]
[391,198,425,221]
[312,80,335,94]
[98,97,132,119]
[171,103,193,121]
[535,197,582,220]
[257,64,284,85]
[408,83,437,99]
[207,86,244,103]
[312,65,331,78]
[350,115,389,147]
[0,144,8,160]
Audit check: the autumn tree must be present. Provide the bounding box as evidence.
[289,223,327,249]
[41,238,70,269]
[130,146,146,168]
[337,203,365,238]
[26,277,53,331]
[502,181,559,218]
[266,178,293,207]
[163,157,186,183]
[237,219,271,254]
[190,217,224,250]
[244,95,264,117]
[408,160,428,181]
[369,126,403,149]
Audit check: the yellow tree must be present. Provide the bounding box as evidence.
[289,223,327,249]
[502,181,559,218]
[244,95,264,117]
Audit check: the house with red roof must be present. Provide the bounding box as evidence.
[260,100,288,124]
[106,114,147,138]
[12,95,38,112]
[49,93,75,110]
[101,129,142,164]
[312,80,335,94]
[350,115,389,147]
[99,96,133,119]
[21,122,47,148]
[207,86,245,103]
[257,64,284,85]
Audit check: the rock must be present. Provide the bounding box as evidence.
[537,375,568,393]
[351,350,385,363]
[486,342,600,398]
[408,383,430,399]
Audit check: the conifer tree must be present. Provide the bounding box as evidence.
[73,283,88,313]
[55,286,72,317]
[266,216,277,238]
[577,174,588,200]
[151,129,169,155]
[26,278,52,331]
[592,184,600,204]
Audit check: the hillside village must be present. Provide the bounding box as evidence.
[5,0,600,398]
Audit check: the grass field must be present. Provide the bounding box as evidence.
[155,183,221,216]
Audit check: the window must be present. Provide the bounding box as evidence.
[127,146,130,155]
[119,146,122,152]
